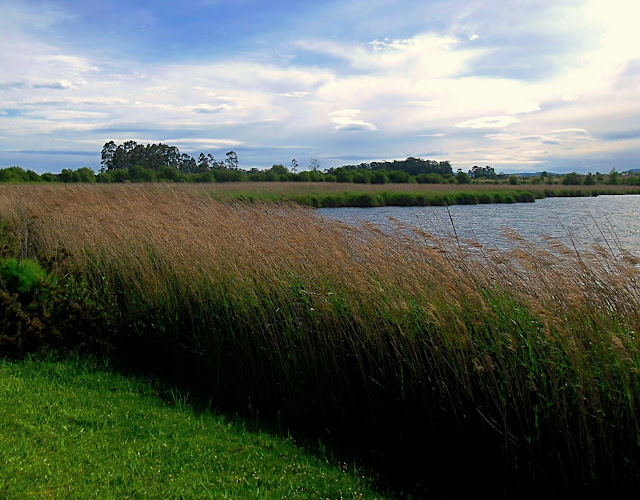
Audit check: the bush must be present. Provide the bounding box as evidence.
[111,170,130,183]
[352,172,370,184]
[386,170,411,183]
[371,171,388,184]
[0,258,112,356]
[456,171,471,184]
[562,172,581,185]
[0,258,46,294]
[193,172,217,183]
[128,166,155,183]
[416,173,445,184]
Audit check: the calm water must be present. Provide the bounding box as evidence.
[318,195,640,256]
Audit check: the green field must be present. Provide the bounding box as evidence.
[1,183,640,496]
[0,356,380,498]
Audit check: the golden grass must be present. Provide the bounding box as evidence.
[1,183,640,492]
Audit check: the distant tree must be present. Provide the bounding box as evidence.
[160,144,180,169]
[334,169,353,183]
[509,175,518,185]
[562,172,581,185]
[196,153,210,174]
[111,169,130,183]
[179,153,197,174]
[386,170,410,183]
[469,165,497,179]
[584,172,595,185]
[416,173,445,184]
[309,158,320,171]
[0,166,34,182]
[58,169,77,183]
[225,151,239,170]
[269,164,289,176]
[75,167,96,183]
[607,168,619,185]
[207,154,221,169]
[291,159,298,174]
[111,144,129,170]
[157,166,184,182]
[352,171,370,184]
[122,140,137,155]
[212,169,245,182]
[371,171,388,184]
[96,171,112,183]
[456,170,471,184]
[129,165,155,182]
[100,141,117,171]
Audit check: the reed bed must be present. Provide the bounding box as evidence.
[197,181,640,207]
[1,183,639,495]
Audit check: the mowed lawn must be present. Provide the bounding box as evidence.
[0,357,382,499]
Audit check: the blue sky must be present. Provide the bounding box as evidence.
[1,0,639,174]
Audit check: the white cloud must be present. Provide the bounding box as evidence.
[192,104,234,114]
[279,91,311,97]
[2,0,640,173]
[485,133,518,141]
[408,100,440,108]
[329,109,377,132]
[506,102,541,115]
[164,138,244,148]
[455,116,520,129]
[550,129,595,142]
[299,34,478,78]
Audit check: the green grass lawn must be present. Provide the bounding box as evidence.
[0,357,382,499]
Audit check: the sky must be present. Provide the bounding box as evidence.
[1,0,639,174]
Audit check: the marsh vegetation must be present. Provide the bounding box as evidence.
[1,183,640,496]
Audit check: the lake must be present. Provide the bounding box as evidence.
[318,194,640,256]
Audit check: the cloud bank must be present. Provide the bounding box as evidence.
[0,0,639,173]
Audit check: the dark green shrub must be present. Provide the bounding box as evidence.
[562,172,581,185]
[456,171,471,184]
[193,172,217,183]
[371,172,388,184]
[386,170,410,183]
[416,173,445,184]
[0,258,113,356]
[128,166,155,182]
[111,170,130,183]
[335,170,353,183]
[0,258,46,294]
[352,172,370,184]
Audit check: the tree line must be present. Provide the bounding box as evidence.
[0,140,636,185]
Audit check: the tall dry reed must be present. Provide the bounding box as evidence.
[1,183,639,494]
